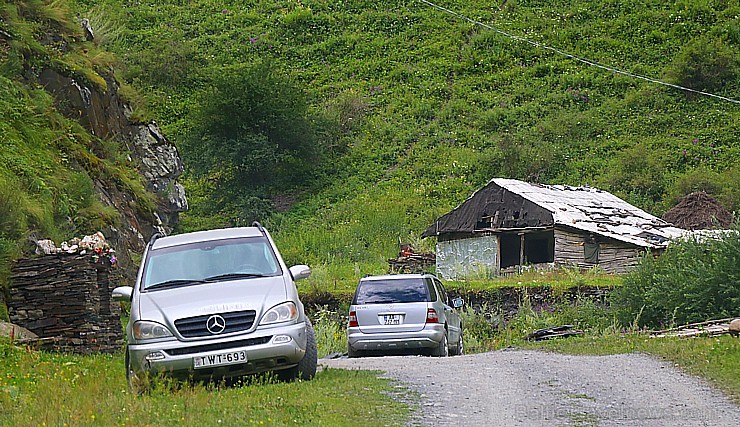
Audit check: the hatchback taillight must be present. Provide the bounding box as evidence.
[348,311,359,327]
[426,308,439,323]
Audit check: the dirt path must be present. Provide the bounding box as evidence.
[321,349,739,426]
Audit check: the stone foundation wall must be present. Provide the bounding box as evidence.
[8,254,123,354]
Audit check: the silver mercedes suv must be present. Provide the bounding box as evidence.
[112,224,316,390]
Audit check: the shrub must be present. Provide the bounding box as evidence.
[310,307,347,357]
[613,228,740,328]
[665,37,738,93]
[459,304,502,353]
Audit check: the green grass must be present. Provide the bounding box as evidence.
[446,268,622,292]
[0,339,412,427]
[62,0,737,281]
[523,334,740,404]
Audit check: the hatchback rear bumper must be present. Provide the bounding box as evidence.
[347,324,445,351]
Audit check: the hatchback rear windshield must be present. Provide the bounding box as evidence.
[353,278,430,304]
[142,236,281,290]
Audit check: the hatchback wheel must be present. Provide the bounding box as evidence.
[432,333,449,357]
[455,331,464,356]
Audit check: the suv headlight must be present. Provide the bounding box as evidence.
[260,302,298,325]
[133,320,173,340]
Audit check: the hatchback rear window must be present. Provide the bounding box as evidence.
[353,278,430,304]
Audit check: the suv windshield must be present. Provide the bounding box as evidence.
[353,278,430,304]
[142,236,281,290]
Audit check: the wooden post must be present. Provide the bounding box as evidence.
[519,233,525,267]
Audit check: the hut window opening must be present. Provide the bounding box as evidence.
[524,231,554,264]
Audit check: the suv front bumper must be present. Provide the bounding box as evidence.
[128,321,307,380]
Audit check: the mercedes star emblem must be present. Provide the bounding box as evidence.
[206,314,226,334]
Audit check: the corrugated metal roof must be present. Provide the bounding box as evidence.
[492,179,685,248]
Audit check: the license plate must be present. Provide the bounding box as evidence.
[382,314,402,325]
[193,350,247,369]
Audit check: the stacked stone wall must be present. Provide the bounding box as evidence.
[8,254,123,354]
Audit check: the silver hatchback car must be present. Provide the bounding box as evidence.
[347,274,463,357]
[112,224,316,390]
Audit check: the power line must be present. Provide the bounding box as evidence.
[418,0,739,104]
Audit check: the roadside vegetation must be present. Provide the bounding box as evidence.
[0,337,411,426]
[613,227,739,328]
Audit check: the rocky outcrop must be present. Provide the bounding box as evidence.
[33,22,187,280]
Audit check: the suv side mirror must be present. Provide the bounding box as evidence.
[452,297,464,309]
[112,286,133,301]
[289,265,311,281]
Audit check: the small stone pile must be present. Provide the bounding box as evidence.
[7,233,123,354]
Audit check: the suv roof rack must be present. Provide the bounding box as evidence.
[149,232,163,246]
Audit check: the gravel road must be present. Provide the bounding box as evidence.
[321,349,739,426]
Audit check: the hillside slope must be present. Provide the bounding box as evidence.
[0,0,186,301]
[71,0,738,276]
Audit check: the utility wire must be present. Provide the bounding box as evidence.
[418,0,739,104]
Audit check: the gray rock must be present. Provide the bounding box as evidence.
[0,321,38,340]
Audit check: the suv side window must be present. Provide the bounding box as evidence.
[434,278,449,305]
[425,278,438,302]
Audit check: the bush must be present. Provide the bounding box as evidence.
[665,37,738,93]
[613,228,740,328]
[310,307,347,357]
[459,304,502,353]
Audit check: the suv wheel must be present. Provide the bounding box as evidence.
[279,318,317,381]
[125,347,150,394]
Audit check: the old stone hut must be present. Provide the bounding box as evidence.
[422,178,686,279]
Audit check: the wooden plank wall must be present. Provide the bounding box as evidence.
[554,228,642,274]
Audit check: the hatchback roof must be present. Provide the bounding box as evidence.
[151,227,264,249]
[360,273,434,282]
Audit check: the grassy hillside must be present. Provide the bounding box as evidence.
[68,0,739,282]
[0,1,156,299]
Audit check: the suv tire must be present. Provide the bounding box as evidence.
[279,318,317,381]
[126,347,150,395]
[454,330,464,356]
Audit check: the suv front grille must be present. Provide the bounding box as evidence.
[175,310,257,338]
[164,336,272,356]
